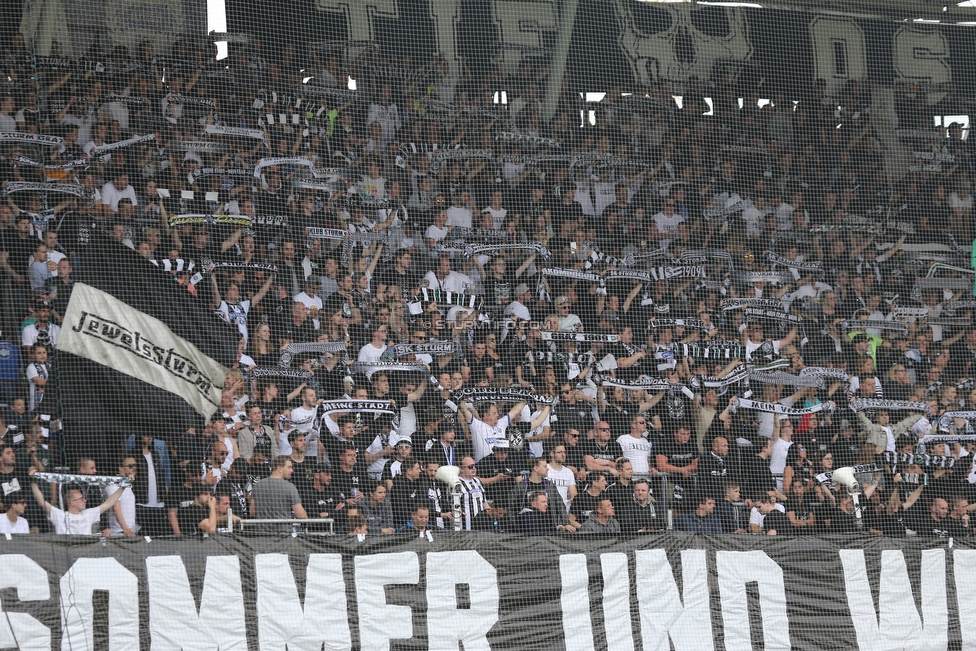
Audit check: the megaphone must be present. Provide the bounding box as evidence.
[435,464,461,489]
[832,467,860,493]
[435,464,464,532]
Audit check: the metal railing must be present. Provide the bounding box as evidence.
[234,518,335,535]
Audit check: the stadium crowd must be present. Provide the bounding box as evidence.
[0,32,975,540]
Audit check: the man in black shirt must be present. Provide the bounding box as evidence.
[378,249,417,298]
[475,442,518,505]
[389,459,428,527]
[174,483,213,536]
[655,424,698,508]
[740,437,776,496]
[581,421,618,478]
[332,445,368,509]
[300,462,342,527]
[617,478,657,533]
[906,497,951,538]
[568,471,608,529]
[559,428,586,479]
[553,383,594,435]
[697,436,730,500]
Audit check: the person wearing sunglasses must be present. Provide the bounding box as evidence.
[104,456,138,537]
[0,488,29,534]
[28,466,124,535]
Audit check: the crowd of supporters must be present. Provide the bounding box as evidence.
[0,31,974,539]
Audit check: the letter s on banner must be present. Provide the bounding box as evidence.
[255,553,351,651]
[716,550,791,651]
[426,550,499,651]
[0,554,50,651]
[635,549,714,651]
[840,548,947,651]
[146,555,247,651]
[355,552,419,651]
[893,26,951,104]
[60,557,139,651]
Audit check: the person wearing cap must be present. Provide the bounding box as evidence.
[378,437,413,487]
[0,486,28,533]
[300,462,342,528]
[501,284,534,344]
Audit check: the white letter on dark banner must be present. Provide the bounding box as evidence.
[716,550,790,651]
[0,554,50,651]
[312,0,399,43]
[601,553,635,651]
[60,558,139,651]
[953,550,976,649]
[635,549,713,651]
[840,549,947,651]
[254,553,351,651]
[559,554,595,651]
[355,552,419,651]
[808,16,867,96]
[426,550,499,651]
[146,555,247,651]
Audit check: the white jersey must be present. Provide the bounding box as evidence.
[616,434,652,474]
[216,300,251,343]
[468,415,510,462]
[49,506,102,535]
[546,464,576,511]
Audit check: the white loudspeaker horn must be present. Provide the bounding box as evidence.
[832,467,859,492]
[435,464,461,489]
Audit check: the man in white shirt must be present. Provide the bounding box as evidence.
[423,256,470,292]
[287,387,321,459]
[616,415,652,474]
[547,445,578,512]
[0,488,29,534]
[358,324,389,363]
[459,398,527,462]
[101,171,138,214]
[425,209,452,249]
[445,189,475,229]
[651,197,685,249]
[105,455,138,537]
[483,188,508,229]
[30,468,124,535]
[293,276,324,330]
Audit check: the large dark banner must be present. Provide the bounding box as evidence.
[0,532,973,650]
[226,0,976,104]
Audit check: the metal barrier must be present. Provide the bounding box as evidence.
[234,518,335,535]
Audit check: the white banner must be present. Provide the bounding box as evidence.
[57,283,228,419]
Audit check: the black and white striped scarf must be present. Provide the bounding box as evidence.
[766,251,822,272]
[279,342,348,366]
[849,399,929,414]
[730,399,834,416]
